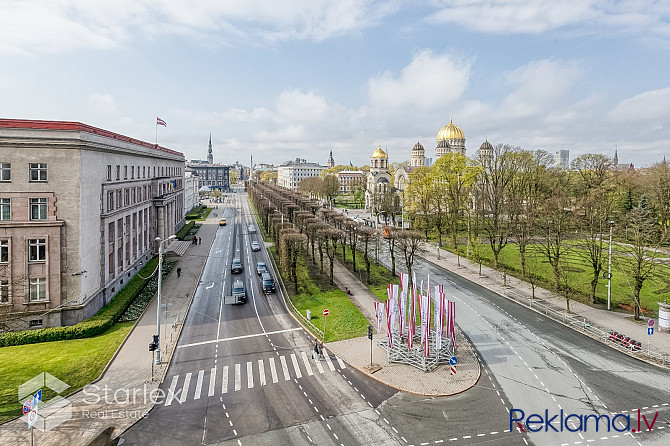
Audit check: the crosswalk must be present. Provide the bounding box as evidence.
[164,351,345,406]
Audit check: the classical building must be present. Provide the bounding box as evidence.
[184,169,199,213]
[0,118,185,330]
[436,118,466,159]
[327,150,335,168]
[277,158,326,191]
[365,146,392,209]
[188,135,230,189]
[335,170,365,194]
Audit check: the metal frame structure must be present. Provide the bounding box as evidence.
[379,330,455,372]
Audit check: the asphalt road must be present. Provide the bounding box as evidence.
[122,190,398,445]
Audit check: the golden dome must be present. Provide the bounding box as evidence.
[437,118,465,141]
[371,146,387,159]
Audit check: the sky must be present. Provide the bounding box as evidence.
[2,0,670,168]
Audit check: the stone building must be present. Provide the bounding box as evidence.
[365,146,392,210]
[188,135,230,189]
[0,119,185,330]
[335,170,365,194]
[277,158,326,191]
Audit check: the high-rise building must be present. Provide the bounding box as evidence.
[555,149,570,169]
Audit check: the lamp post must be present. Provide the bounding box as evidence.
[607,221,614,311]
[155,234,176,365]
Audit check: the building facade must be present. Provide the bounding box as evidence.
[554,149,570,170]
[0,119,185,330]
[184,169,199,213]
[365,147,392,209]
[335,170,365,194]
[277,158,326,191]
[188,135,230,189]
[435,119,466,159]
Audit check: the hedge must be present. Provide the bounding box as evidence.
[176,221,195,240]
[0,257,160,347]
[185,204,206,219]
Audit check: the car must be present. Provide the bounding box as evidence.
[251,241,260,252]
[219,218,227,226]
[261,272,275,294]
[256,261,267,276]
[248,225,256,233]
[231,258,243,273]
[232,280,246,304]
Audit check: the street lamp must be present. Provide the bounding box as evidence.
[607,221,614,311]
[155,234,176,365]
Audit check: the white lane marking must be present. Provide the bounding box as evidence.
[269,357,279,383]
[301,351,314,376]
[324,353,335,371]
[315,357,325,374]
[336,356,346,369]
[206,283,214,290]
[280,355,291,380]
[180,372,192,404]
[194,370,204,400]
[165,375,179,406]
[208,366,216,397]
[222,365,228,394]
[177,328,302,349]
[247,361,254,388]
[235,364,241,391]
[291,353,303,379]
[258,359,266,386]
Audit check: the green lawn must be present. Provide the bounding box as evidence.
[336,244,399,301]
[186,207,213,221]
[0,321,133,423]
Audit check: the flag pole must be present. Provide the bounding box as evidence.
[155,118,158,146]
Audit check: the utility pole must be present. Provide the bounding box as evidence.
[155,235,176,365]
[607,221,614,311]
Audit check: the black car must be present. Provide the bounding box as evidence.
[232,280,247,304]
[261,272,275,294]
[256,261,267,276]
[231,258,243,273]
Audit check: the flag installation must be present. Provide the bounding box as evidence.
[422,293,431,357]
[446,300,456,349]
[156,117,167,127]
[374,301,384,334]
[385,291,394,348]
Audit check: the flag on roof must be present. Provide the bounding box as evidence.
[156,117,167,127]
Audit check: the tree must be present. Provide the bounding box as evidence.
[322,175,340,207]
[396,231,424,288]
[359,226,375,285]
[344,220,361,272]
[646,160,670,238]
[259,170,277,183]
[385,226,397,276]
[323,228,344,284]
[404,166,434,239]
[352,186,365,209]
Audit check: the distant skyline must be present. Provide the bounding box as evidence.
[2,1,669,167]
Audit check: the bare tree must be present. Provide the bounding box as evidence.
[323,228,344,285]
[359,226,375,285]
[396,231,424,287]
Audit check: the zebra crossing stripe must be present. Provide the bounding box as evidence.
[165,375,179,406]
[258,359,266,386]
[222,366,228,394]
[280,355,290,381]
[247,361,254,389]
[180,372,192,403]
[234,364,241,391]
[301,351,314,376]
[336,356,347,369]
[291,353,302,379]
[194,370,204,400]
[208,366,216,397]
[315,357,325,374]
[269,357,278,383]
[324,353,335,371]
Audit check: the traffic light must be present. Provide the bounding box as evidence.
[149,342,156,352]
[367,325,373,340]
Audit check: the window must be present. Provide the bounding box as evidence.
[0,280,8,303]
[29,163,47,182]
[0,240,8,263]
[0,163,10,181]
[116,165,120,180]
[107,191,114,211]
[143,166,146,178]
[29,239,46,261]
[131,166,135,179]
[29,319,42,327]
[124,189,130,206]
[0,198,9,220]
[124,166,128,180]
[29,278,47,301]
[30,198,47,220]
[107,165,112,181]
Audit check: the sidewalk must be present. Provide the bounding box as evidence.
[327,260,480,396]
[0,202,220,446]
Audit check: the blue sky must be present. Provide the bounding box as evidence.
[2,1,669,167]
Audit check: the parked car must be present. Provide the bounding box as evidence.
[256,261,267,276]
[248,225,256,233]
[231,258,243,273]
[261,272,275,294]
[251,241,260,252]
[219,218,227,226]
[232,280,246,304]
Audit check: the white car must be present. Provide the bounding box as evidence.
[248,225,256,233]
[251,241,260,252]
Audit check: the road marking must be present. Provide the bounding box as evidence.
[336,356,347,369]
[177,328,302,349]
[209,366,216,397]
[280,355,291,380]
[315,357,325,374]
[194,370,204,400]
[247,361,254,388]
[180,372,192,403]
[258,359,266,386]
[165,375,179,406]
[222,366,228,394]
[324,353,335,371]
[291,353,303,379]
[269,357,278,383]
[301,351,314,376]
[235,364,241,391]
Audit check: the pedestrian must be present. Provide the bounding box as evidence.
[318,341,324,360]
[198,237,202,245]
[176,267,181,278]
[192,236,196,245]
[312,340,319,360]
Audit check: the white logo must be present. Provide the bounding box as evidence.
[18,372,72,431]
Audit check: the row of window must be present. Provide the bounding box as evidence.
[106,185,150,213]
[0,163,48,182]
[0,198,47,221]
[106,164,182,181]
[0,278,46,303]
[0,238,47,263]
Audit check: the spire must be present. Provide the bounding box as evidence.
[208,133,212,153]
[207,134,213,164]
[613,145,618,166]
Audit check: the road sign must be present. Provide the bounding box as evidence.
[22,399,32,415]
[450,365,456,375]
[450,356,457,365]
[27,390,41,429]
[648,319,655,327]
[648,327,654,335]
[323,309,329,316]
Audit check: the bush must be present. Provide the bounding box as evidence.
[176,221,195,240]
[0,258,160,347]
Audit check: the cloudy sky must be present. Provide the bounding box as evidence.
[2,0,669,167]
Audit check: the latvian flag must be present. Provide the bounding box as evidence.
[374,301,384,334]
[156,117,167,127]
[446,300,456,349]
[385,293,394,348]
[422,294,431,357]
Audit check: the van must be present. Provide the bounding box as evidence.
[232,280,246,304]
[261,272,275,294]
[231,258,243,273]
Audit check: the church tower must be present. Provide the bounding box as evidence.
[435,118,466,160]
[207,134,213,164]
[327,150,335,168]
[411,141,425,167]
[478,139,494,169]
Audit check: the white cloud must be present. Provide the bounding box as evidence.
[608,87,670,123]
[88,93,119,116]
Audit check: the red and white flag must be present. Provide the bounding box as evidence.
[446,300,456,349]
[422,294,431,357]
[156,117,167,127]
[374,301,384,333]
